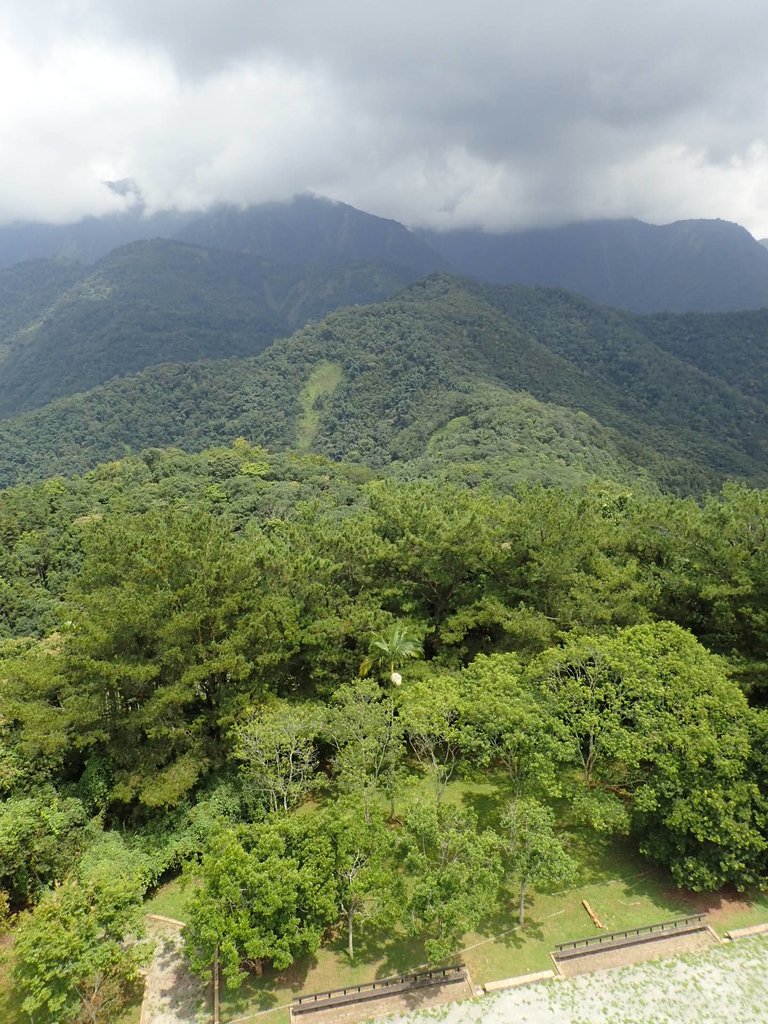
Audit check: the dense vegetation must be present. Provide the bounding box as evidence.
[0,239,419,418]
[3,222,768,1021]
[2,275,768,494]
[1,439,768,1020]
[4,194,768,314]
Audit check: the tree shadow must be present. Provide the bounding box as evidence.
[458,788,507,830]
[220,955,317,1016]
[323,922,430,979]
[472,888,545,950]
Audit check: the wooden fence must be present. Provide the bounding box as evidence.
[292,964,466,1015]
[554,913,707,959]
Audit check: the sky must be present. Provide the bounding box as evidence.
[3,1,768,236]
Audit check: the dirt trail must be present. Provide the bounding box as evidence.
[140,918,209,1024]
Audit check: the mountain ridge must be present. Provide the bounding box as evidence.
[1,274,766,494]
[1,195,768,314]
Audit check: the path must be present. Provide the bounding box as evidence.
[377,933,768,1024]
[140,917,210,1024]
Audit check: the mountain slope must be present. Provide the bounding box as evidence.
[174,194,446,275]
[3,196,768,314]
[1,275,767,493]
[420,218,768,312]
[0,240,419,418]
[0,195,445,276]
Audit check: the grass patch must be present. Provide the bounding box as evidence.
[0,947,25,1024]
[144,877,190,922]
[296,360,345,449]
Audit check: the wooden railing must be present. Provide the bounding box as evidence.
[555,913,707,956]
[293,964,466,1014]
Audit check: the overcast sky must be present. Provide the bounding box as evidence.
[3,1,768,235]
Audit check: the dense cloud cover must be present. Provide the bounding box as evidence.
[3,1,768,233]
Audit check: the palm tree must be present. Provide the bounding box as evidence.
[359,623,422,684]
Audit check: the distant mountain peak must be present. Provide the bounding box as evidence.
[0,197,767,312]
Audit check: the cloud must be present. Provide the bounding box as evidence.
[3,1,768,234]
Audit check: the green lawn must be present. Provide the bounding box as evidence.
[5,771,765,1024]
[208,774,768,1024]
[145,877,193,922]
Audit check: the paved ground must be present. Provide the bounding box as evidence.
[554,927,718,978]
[140,919,210,1024]
[377,933,768,1024]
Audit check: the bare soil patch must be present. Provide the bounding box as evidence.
[663,885,752,926]
[140,918,209,1024]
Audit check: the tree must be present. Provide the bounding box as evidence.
[501,798,577,925]
[325,680,406,820]
[401,801,501,962]
[0,789,87,903]
[184,820,336,986]
[399,677,462,803]
[359,623,422,685]
[526,622,767,889]
[326,801,399,959]
[456,654,563,798]
[13,875,150,1024]
[234,700,322,812]
[524,639,631,787]
[362,480,513,658]
[23,507,299,811]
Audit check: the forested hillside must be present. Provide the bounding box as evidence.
[3,210,768,1024]
[2,439,768,1022]
[1,275,767,494]
[0,240,420,418]
[3,195,768,313]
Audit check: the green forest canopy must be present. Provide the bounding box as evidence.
[2,440,768,1021]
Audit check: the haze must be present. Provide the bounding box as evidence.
[2,1,768,235]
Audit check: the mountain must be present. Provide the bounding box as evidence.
[0,239,419,418]
[174,195,446,276]
[0,195,445,277]
[3,195,768,314]
[420,218,768,313]
[1,274,767,494]
[0,206,195,269]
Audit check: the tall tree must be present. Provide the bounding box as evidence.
[184,819,336,986]
[525,622,767,889]
[234,700,322,813]
[501,798,577,925]
[456,654,563,797]
[359,623,422,685]
[36,507,298,810]
[325,680,406,820]
[401,801,501,962]
[326,801,399,959]
[13,872,150,1024]
[399,676,462,803]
